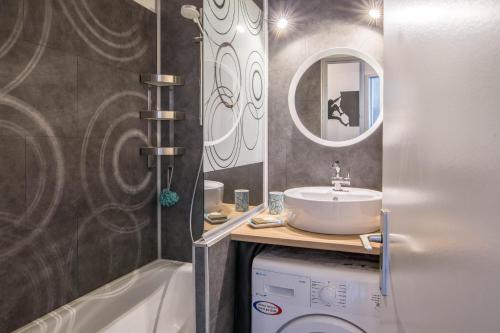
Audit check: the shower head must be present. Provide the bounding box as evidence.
[181,5,200,21]
[181,5,203,35]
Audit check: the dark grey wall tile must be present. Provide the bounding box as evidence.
[77,138,154,221]
[75,49,157,293]
[195,245,207,333]
[76,56,148,138]
[25,137,81,231]
[76,56,157,293]
[1,8,79,329]
[77,214,156,294]
[0,206,77,333]
[0,0,157,331]
[0,136,26,217]
[268,0,383,192]
[248,162,264,205]
[0,39,77,138]
[268,34,307,74]
[295,61,321,137]
[0,0,22,34]
[267,137,286,192]
[160,0,204,262]
[286,126,382,190]
[210,302,235,333]
[23,0,156,74]
[206,162,263,205]
[208,236,236,333]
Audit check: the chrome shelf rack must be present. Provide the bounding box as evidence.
[139,110,185,121]
[140,147,186,156]
[140,74,185,86]
[140,73,185,165]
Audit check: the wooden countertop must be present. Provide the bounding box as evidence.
[230,220,380,255]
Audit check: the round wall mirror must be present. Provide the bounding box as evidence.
[288,48,383,147]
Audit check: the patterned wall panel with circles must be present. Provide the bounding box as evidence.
[203,0,266,172]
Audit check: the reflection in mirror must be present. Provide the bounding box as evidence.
[202,0,266,237]
[295,54,381,142]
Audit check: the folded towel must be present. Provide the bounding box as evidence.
[204,213,229,225]
[207,212,228,220]
[251,217,281,225]
[248,217,284,229]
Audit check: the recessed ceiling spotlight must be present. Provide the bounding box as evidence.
[271,6,296,38]
[369,8,381,20]
[276,17,288,30]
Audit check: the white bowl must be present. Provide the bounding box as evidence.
[284,187,382,235]
[204,180,224,213]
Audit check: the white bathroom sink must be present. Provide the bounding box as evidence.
[204,180,224,213]
[284,187,382,235]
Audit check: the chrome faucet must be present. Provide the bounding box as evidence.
[331,161,351,191]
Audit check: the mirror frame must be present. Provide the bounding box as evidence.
[288,47,383,147]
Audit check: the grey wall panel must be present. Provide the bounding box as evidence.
[24,0,155,73]
[208,236,236,333]
[75,40,157,295]
[205,162,264,206]
[194,245,207,333]
[295,61,321,137]
[0,0,157,331]
[268,0,383,192]
[160,0,204,262]
[207,236,236,333]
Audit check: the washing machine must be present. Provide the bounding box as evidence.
[251,248,381,333]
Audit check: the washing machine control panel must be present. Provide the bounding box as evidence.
[311,279,347,308]
[318,285,337,305]
[311,277,381,315]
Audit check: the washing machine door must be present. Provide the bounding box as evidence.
[277,314,366,333]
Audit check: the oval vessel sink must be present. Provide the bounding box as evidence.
[284,187,382,235]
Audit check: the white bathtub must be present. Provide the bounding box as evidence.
[14,260,194,333]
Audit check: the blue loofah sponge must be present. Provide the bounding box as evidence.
[159,188,179,207]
